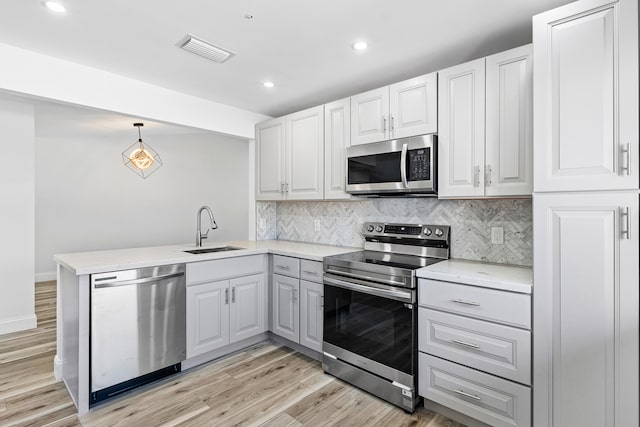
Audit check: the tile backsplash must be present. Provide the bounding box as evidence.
[256,198,532,266]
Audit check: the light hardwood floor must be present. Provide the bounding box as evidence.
[0,281,465,427]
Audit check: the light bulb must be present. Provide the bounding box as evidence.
[129,148,154,170]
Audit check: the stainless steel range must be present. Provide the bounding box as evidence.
[322,222,450,412]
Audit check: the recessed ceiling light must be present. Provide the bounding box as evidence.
[44,1,67,13]
[263,81,275,88]
[352,41,368,51]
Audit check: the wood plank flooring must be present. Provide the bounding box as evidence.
[0,281,466,427]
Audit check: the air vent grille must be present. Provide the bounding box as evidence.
[180,35,235,63]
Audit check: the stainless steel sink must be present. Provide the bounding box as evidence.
[183,246,243,255]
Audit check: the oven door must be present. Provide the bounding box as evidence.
[323,274,417,380]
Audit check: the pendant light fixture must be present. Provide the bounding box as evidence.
[122,123,162,178]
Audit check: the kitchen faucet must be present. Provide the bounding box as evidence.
[196,206,218,247]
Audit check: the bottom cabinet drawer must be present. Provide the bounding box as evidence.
[419,353,530,427]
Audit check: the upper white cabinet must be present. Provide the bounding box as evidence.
[533,191,639,427]
[533,0,638,192]
[438,58,486,198]
[286,106,324,200]
[255,106,324,201]
[485,45,533,196]
[351,87,389,145]
[255,117,285,200]
[438,45,533,198]
[324,98,351,200]
[351,72,437,146]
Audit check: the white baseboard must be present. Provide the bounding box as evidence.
[54,354,63,380]
[0,314,37,335]
[35,271,57,283]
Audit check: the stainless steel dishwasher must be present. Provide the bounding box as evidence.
[90,263,186,404]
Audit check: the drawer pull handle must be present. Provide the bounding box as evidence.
[303,270,319,275]
[454,389,481,401]
[452,339,480,349]
[451,299,480,307]
[277,265,290,271]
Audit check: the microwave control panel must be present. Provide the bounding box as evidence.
[408,148,431,181]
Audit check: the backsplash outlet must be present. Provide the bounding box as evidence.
[256,198,532,266]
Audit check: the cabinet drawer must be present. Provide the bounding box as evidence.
[272,255,300,278]
[300,259,323,283]
[418,279,531,329]
[187,255,265,285]
[419,308,531,385]
[419,353,531,427]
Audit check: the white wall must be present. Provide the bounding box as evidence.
[35,132,250,277]
[0,99,36,334]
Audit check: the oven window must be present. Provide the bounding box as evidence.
[323,284,415,375]
[347,152,401,184]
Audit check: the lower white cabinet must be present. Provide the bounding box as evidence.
[271,257,324,352]
[299,280,323,352]
[187,274,266,359]
[418,277,532,426]
[186,255,267,360]
[272,273,300,343]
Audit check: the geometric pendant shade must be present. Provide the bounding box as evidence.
[121,123,163,179]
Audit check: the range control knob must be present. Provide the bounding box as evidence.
[366,225,375,232]
[375,225,384,232]
[423,227,432,236]
[434,228,444,237]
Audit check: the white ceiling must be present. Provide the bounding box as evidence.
[1,0,573,119]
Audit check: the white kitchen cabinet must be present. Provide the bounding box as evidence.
[255,106,324,201]
[533,192,639,427]
[324,98,351,200]
[299,280,323,352]
[533,0,638,192]
[272,273,300,343]
[286,106,324,200]
[350,87,389,145]
[439,45,533,198]
[485,45,533,196]
[186,280,229,357]
[229,274,266,344]
[255,117,286,201]
[186,256,267,360]
[438,58,486,198]
[351,72,437,146]
[271,257,324,353]
[389,73,438,139]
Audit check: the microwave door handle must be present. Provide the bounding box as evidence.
[400,143,409,188]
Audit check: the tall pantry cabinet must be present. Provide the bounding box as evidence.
[532,0,639,426]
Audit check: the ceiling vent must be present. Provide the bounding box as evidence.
[179,35,235,63]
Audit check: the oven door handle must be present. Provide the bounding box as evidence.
[324,268,407,288]
[324,276,413,303]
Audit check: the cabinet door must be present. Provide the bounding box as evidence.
[299,280,323,352]
[229,274,266,343]
[438,58,486,198]
[351,87,389,145]
[286,106,324,200]
[389,72,437,139]
[186,280,230,358]
[533,192,639,427]
[485,44,533,197]
[256,117,285,200]
[533,0,638,192]
[324,98,351,200]
[271,274,299,343]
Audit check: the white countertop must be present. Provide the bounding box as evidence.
[417,259,532,294]
[54,240,361,276]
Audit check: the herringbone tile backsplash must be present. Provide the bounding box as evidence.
[256,198,532,266]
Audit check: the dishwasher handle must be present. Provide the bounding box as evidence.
[94,271,185,288]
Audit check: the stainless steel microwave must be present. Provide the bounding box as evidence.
[345,134,437,196]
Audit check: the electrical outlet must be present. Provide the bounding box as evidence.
[314,219,321,231]
[491,226,504,245]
